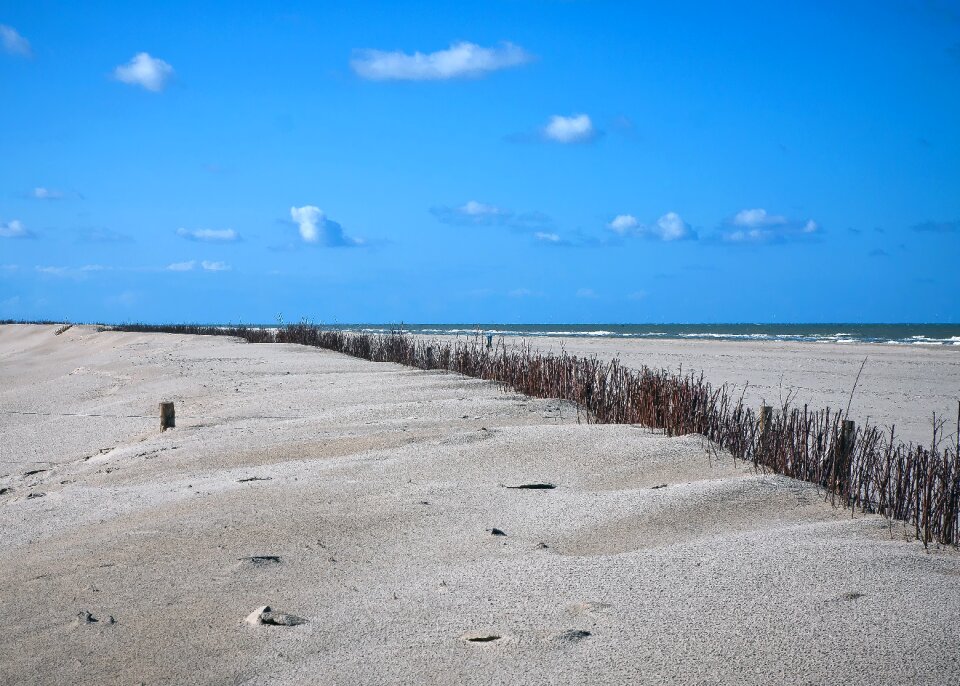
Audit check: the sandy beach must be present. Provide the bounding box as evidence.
[1,324,958,685]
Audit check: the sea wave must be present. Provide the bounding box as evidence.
[325,325,960,346]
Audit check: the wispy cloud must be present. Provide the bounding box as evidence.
[607,212,696,241]
[730,208,788,228]
[912,219,959,233]
[431,200,510,226]
[33,264,107,278]
[1,219,31,239]
[114,52,174,92]
[80,227,132,243]
[166,260,196,271]
[718,208,820,244]
[0,25,31,57]
[32,187,63,200]
[543,114,596,143]
[35,266,70,277]
[201,260,230,271]
[534,231,561,243]
[165,260,230,272]
[430,200,552,232]
[576,288,598,298]
[176,227,239,242]
[290,205,362,247]
[351,41,531,81]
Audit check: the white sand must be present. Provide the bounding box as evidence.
[1,324,958,685]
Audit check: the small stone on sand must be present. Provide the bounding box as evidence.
[244,605,307,626]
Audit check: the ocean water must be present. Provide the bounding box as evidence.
[339,324,960,346]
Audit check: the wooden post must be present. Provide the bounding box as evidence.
[758,405,773,436]
[160,401,175,431]
[426,346,435,370]
[757,405,773,457]
[836,419,856,489]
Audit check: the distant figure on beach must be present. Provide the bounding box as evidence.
[486,334,493,349]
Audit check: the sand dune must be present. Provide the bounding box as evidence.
[1,325,957,685]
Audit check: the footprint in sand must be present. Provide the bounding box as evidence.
[238,555,282,566]
[554,629,592,643]
[73,610,115,627]
[461,631,504,644]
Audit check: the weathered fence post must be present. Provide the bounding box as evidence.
[160,401,175,431]
[758,405,773,435]
[836,419,856,492]
[757,405,774,460]
[426,346,435,370]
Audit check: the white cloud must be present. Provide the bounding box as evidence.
[290,205,323,243]
[32,187,63,200]
[509,288,534,297]
[201,260,230,272]
[576,288,597,298]
[652,212,694,241]
[35,266,74,277]
[544,114,595,143]
[0,25,31,57]
[607,212,696,241]
[431,201,552,234]
[290,205,360,247]
[534,231,561,243]
[166,260,196,271]
[31,264,106,278]
[176,227,239,242]
[351,41,531,81]
[0,219,29,238]
[724,229,767,243]
[722,209,821,244]
[609,214,639,234]
[460,200,508,217]
[113,52,174,92]
[732,208,787,228]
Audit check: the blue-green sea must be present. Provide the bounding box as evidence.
[333,324,960,346]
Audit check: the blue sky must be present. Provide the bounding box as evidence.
[1,1,958,324]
